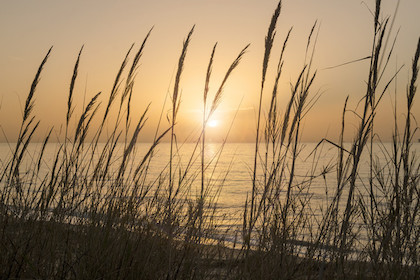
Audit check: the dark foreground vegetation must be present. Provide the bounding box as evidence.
[1,1,419,279]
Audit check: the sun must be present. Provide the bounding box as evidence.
[207,119,219,128]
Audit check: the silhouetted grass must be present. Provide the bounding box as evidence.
[1,0,419,279]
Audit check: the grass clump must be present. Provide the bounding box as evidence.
[1,0,419,279]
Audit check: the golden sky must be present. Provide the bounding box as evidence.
[0,0,419,143]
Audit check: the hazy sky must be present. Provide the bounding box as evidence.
[1,0,419,143]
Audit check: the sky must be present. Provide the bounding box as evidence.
[0,0,419,143]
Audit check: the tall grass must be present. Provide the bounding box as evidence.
[1,0,419,279]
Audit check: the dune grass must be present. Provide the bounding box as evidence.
[1,0,419,279]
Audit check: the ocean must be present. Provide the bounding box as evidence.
[1,141,419,246]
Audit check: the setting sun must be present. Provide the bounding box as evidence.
[207,119,219,128]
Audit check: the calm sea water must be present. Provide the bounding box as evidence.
[1,142,419,233]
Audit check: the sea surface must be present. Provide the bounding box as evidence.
[1,141,419,243]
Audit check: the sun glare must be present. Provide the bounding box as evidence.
[207,119,219,128]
